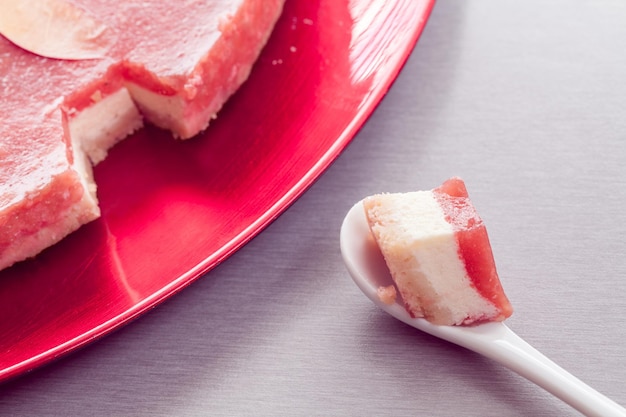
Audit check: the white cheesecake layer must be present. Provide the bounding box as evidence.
[124,82,190,138]
[68,87,144,165]
[364,191,497,325]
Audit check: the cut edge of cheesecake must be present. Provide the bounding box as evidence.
[68,86,144,165]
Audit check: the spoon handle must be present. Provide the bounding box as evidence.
[449,323,626,417]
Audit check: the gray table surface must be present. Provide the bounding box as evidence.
[2,1,625,416]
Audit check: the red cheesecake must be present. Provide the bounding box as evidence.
[0,0,285,271]
[363,177,513,326]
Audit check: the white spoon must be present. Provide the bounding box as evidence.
[340,201,626,417]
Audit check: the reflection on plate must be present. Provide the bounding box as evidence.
[0,0,434,382]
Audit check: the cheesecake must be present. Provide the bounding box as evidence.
[363,177,513,326]
[0,0,285,271]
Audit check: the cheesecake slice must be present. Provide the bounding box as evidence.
[0,0,286,271]
[363,177,513,326]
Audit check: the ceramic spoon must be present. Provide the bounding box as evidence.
[340,201,626,417]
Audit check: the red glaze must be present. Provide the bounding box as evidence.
[435,176,468,198]
[434,178,513,320]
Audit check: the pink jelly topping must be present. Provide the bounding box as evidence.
[433,177,513,319]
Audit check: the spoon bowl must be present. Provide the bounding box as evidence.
[340,200,626,417]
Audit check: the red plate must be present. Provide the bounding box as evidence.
[0,0,434,382]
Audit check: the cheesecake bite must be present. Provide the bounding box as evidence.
[363,177,513,326]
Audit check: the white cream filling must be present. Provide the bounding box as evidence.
[124,82,189,138]
[125,81,225,139]
[68,87,143,165]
